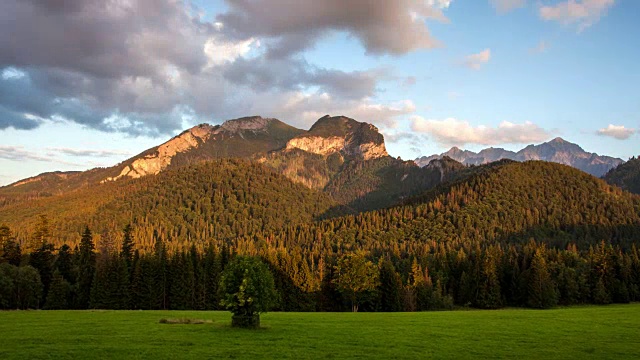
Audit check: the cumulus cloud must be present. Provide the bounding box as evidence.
[217,0,449,56]
[204,37,259,67]
[1,0,434,137]
[490,0,526,13]
[411,117,551,146]
[539,0,616,31]
[234,91,416,130]
[596,124,635,140]
[463,49,491,70]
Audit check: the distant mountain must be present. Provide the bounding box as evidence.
[415,137,623,177]
[603,156,640,194]
[1,115,463,216]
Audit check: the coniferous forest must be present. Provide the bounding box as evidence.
[1,158,639,312]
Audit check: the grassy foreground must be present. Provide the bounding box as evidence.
[1,305,639,359]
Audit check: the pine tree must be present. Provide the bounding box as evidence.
[202,245,220,310]
[45,270,70,310]
[121,224,134,270]
[77,226,96,309]
[477,248,502,309]
[29,242,54,307]
[55,244,75,284]
[527,248,558,309]
[377,259,403,312]
[2,239,21,266]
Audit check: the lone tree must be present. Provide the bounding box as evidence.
[333,252,379,312]
[219,256,277,328]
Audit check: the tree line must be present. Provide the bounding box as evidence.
[2,222,639,311]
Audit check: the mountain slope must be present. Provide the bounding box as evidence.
[0,116,304,201]
[257,115,463,212]
[416,137,623,177]
[0,159,337,249]
[288,160,640,254]
[604,156,640,194]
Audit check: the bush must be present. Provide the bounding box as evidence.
[219,257,277,328]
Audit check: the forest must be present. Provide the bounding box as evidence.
[1,159,639,312]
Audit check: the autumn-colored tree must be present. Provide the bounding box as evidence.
[333,252,379,312]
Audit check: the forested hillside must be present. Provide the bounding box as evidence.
[0,159,337,249]
[2,159,639,312]
[604,156,640,194]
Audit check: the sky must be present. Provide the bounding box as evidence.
[1,0,638,186]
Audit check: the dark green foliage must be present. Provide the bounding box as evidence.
[1,239,21,267]
[526,248,558,309]
[202,245,221,310]
[76,226,96,309]
[169,252,195,310]
[54,244,75,284]
[29,242,54,305]
[45,270,71,310]
[219,256,277,318]
[90,254,130,309]
[377,260,403,312]
[604,156,640,194]
[0,263,16,309]
[15,266,43,309]
[324,157,448,212]
[121,224,134,269]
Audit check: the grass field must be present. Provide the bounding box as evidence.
[1,305,639,359]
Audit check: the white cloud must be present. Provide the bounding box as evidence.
[597,124,635,140]
[539,0,615,31]
[490,0,526,13]
[205,37,259,67]
[463,49,491,70]
[411,117,551,146]
[427,0,454,9]
[242,91,416,130]
[1,67,26,80]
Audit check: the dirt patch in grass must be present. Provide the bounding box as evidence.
[159,318,213,325]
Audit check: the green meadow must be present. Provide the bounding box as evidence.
[1,305,639,359]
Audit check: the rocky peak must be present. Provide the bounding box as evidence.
[285,115,388,160]
[417,137,623,177]
[218,116,273,133]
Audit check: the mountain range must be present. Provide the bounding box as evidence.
[415,137,624,177]
[2,115,639,314]
[1,114,638,248]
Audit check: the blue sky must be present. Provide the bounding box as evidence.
[0,0,637,185]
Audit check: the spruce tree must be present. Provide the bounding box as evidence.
[377,260,403,312]
[77,226,96,309]
[527,248,558,309]
[29,242,54,306]
[121,224,134,270]
[45,270,70,310]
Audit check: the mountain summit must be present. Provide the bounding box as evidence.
[285,115,388,160]
[416,137,623,177]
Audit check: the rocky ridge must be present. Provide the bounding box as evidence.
[285,115,388,160]
[416,137,623,177]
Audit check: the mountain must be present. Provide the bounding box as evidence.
[0,159,338,248]
[312,160,640,251]
[603,156,640,194]
[415,137,623,177]
[1,115,465,227]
